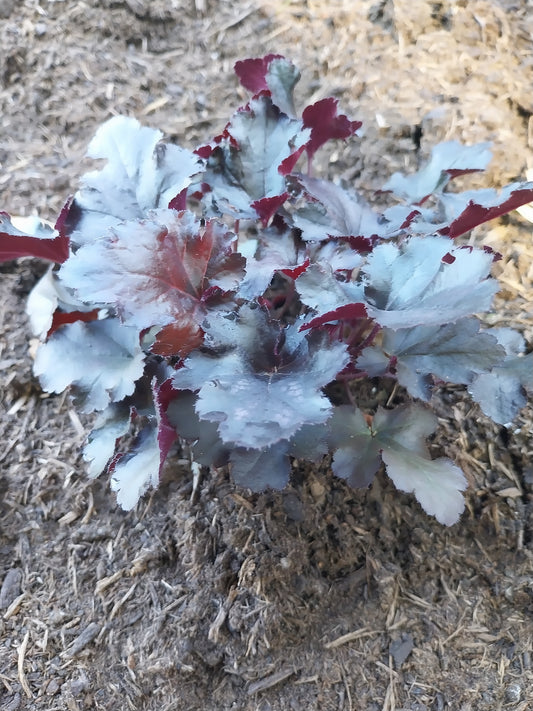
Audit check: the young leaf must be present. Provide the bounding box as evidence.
[202,95,309,219]
[0,213,69,264]
[33,319,145,412]
[327,406,382,487]
[66,116,202,246]
[234,54,285,93]
[302,98,361,160]
[172,308,349,449]
[362,237,498,329]
[234,55,300,117]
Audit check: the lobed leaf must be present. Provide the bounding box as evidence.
[384,141,493,205]
[362,237,498,329]
[59,209,244,356]
[33,319,145,413]
[288,174,382,242]
[328,404,467,525]
[65,116,202,246]
[173,309,349,449]
[358,318,506,400]
[468,329,533,424]
[110,426,161,511]
[302,98,361,160]
[202,95,309,219]
[235,55,300,117]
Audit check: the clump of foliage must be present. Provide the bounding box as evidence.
[2,55,533,525]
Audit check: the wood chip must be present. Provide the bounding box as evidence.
[63,622,100,657]
[17,631,33,699]
[0,568,22,609]
[324,627,379,650]
[247,667,299,695]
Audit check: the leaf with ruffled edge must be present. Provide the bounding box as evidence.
[468,328,533,425]
[287,174,382,242]
[302,98,361,161]
[63,116,202,246]
[384,140,493,205]
[296,263,367,330]
[234,55,300,117]
[59,209,244,356]
[328,404,467,525]
[362,236,498,330]
[172,307,349,450]
[83,402,132,478]
[202,95,310,220]
[358,318,505,400]
[33,318,145,413]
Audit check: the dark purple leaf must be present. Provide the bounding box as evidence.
[358,318,505,400]
[230,444,291,491]
[166,389,229,468]
[328,405,467,525]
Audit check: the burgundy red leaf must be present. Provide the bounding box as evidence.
[302,98,362,159]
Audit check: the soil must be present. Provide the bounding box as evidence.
[1,1,533,710]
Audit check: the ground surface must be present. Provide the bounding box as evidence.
[1,1,533,709]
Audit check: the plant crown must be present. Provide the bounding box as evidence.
[2,55,533,525]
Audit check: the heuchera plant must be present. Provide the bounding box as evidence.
[2,55,533,525]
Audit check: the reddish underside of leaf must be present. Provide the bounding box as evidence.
[152,378,179,470]
[0,211,70,264]
[234,54,284,93]
[443,187,533,238]
[302,98,362,159]
[251,193,289,226]
[48,309,100,337]
[300,302,368,331]
[151,320,205,357]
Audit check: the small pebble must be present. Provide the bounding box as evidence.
[505,683,521,703]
